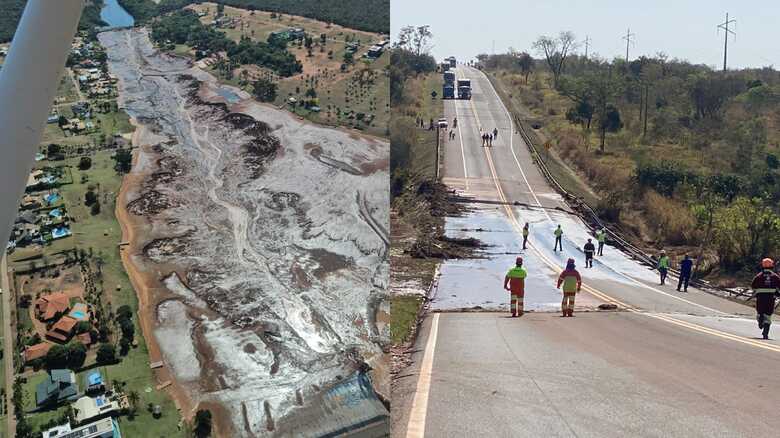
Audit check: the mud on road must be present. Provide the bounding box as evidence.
[101,29,389,437]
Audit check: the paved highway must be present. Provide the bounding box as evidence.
[392,66,780,437]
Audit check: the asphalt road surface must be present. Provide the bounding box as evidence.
[392,66,780,438]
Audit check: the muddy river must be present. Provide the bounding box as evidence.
[99,29,389,437]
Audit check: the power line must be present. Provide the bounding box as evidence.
[621,28,635,61]
[717,12,736,72]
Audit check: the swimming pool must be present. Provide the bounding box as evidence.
[71,310,85,319]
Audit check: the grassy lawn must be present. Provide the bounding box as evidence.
[10,153,182,437]
[390,295,424,345]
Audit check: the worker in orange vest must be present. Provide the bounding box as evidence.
[503,257,528,317]
[556,258,582,317]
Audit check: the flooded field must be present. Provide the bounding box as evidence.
[99,29,388,436]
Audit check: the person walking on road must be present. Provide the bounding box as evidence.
[557,258,582,317]
[522,222,529,250]
[584,239,595,268]
[488,133,493,147]
[481,133,487,147]
[657,250,670,285]
[493,127,498,139]
[677,254,693,292]
[553,225,563,252]
[751,258,780,340]
[504,257,528,317]
[597,228,606,256]
[453,117,458,128]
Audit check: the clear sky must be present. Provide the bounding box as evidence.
[391,0,780,69]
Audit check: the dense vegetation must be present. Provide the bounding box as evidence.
[213,0,389,34]
[0,0,26,42]
[151,9,301,76]
[119,0,388,33]
[481,36,780,278]
[0,0,106,43]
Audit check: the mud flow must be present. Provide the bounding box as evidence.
[99,29,389,436]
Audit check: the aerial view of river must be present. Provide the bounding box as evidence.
[99,28,389,437]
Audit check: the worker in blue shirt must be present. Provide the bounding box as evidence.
[677,254,693,292]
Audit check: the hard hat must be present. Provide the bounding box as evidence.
[762,258,774,268]
[516,256,523,265]
[660,250,666,254]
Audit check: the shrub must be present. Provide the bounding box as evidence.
[96,343,116,364]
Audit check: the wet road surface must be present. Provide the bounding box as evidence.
[392,66,778,438]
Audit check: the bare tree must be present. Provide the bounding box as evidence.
[517,52,534,84]
[395,25,433,56]
[532,31,577,88]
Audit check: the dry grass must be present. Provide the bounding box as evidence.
[642,190,697,245]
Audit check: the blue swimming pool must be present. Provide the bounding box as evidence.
[71,310,85,319]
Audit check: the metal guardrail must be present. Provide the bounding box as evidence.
[492,75,751,300]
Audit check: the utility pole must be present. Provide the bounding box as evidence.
[717,12,736,72]
[435,124,441,180]
[622,28,635,62]
[584,35,591,59]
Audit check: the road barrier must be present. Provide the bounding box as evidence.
[487,73,751,301]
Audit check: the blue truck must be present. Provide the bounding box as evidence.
[443,71,456,99]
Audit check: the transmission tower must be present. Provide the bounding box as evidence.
[622,28,635,61]
[717,12,736,72]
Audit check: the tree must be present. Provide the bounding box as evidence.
[517,52,534,84]
[114,148,133,173]
[85,190,98,206]
[395,25,433,56]
[252,79,277,102]
[66,342,87,370]
[128,390,140,412]
[194,409,213,438]
[78,156,92,170]
[75,321,91,334]
[44,344,70,369]
[532,31,577,88]
[47,143,62,156]
[96,343,116,365]
[90,200,101,216]
[116,305,133,320]
[688,73,744,119]
[712,197,780,270]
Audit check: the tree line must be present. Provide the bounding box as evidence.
[0,0,106,43]
[120,0,388,34]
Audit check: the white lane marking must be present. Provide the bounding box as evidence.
[472,66,729,316]
[406,313,440,438]
[452,100,469,190]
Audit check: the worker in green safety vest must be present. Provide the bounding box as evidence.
[657,250,670,285]
[553,225,563,252]
[504,257,528,317]
[597,228,606,256]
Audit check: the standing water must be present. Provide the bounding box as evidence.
[100,0,134,29]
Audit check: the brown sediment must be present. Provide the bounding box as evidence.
[116,118,234,438]
[359,156,389,175]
